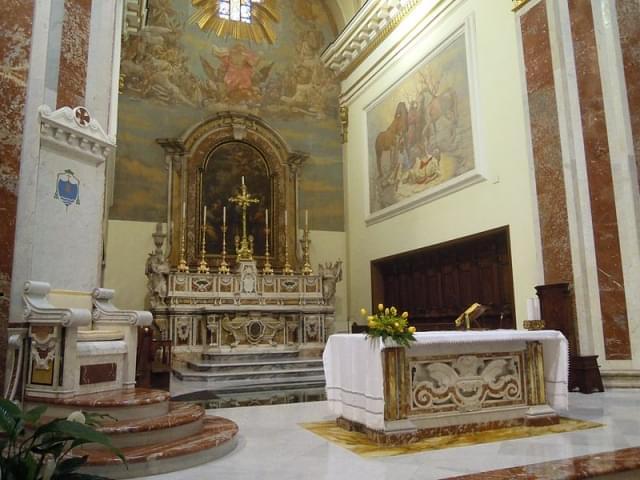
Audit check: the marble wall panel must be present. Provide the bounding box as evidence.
[0,0,34,389]
[568,0,631,360]
[616,0,640,191]
[521,2,575,288]
[56,0,92,109]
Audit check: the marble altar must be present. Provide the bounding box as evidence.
[151,260,342,356]
[323,330,568,443]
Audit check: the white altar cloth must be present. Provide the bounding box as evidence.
[323,330,569,430]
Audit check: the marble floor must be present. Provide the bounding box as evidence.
[142,389,640,480]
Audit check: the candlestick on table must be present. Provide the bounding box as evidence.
[283,209,293,275]
[197,204,209,273]
[177,201,188,272]
[219,204,230,274]
[301,209,312,275]
[263,208,273,275]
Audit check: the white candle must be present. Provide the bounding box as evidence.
[305,209,309,229]
[241,175,245,186]
[265,208,269,228]
[526,298,535,321]
[534,297,541,320]
[223,206,226,223]
[203,205,207,226]
[182,201,186,220]
[284,209,288,227]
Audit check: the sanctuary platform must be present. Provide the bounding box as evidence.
[324,330,568,444]
[24,388,238,479]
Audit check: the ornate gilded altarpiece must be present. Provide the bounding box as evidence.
[159,111,308,271]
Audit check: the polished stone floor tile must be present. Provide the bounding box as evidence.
[142,390,640,480]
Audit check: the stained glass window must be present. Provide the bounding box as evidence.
[219,0,260,23]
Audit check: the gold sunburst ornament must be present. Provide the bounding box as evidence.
[190,0,279,44]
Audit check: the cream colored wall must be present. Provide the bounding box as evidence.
[103,220,348,330]
[343,1,542,327]
[103,220,158,310]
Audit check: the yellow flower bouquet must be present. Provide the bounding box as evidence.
[360,304,417,347]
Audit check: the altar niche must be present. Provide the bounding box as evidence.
[370,227,515,331]
[202,142,271,260]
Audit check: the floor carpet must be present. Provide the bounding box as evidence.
[300,417,602,458]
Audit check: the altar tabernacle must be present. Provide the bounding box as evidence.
[323,330,568,443]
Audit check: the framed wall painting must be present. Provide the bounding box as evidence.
[365,17,486,225]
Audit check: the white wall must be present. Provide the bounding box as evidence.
[103,220,348,329]
[342,0,542,326]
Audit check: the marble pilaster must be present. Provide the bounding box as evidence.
[521,2,575,287]
[0,0,35,389]
[568,0,631,360]
[616,0,640,190]
[56,0,92,109]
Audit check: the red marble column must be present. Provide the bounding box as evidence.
[56,0,92,109]
[521,1,575,289]
[616,0,640,191]
[0,0,35,389]
[568,0,631,360]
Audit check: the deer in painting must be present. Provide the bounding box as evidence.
[418,69,459,145]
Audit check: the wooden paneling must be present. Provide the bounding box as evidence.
[371,227,515,331]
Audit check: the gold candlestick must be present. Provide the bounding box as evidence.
[282,209,293,275]
[177,201,188,272]
[219,207,230,274]
[301,231,312,276]
[263,208,273,275]
[229,178,259,262]
[197,206,209,274]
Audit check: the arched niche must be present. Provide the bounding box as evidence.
[160,111,308,271]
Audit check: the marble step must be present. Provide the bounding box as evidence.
[173,369,326,391]
[78,415,239,479]
[24,388,170,421]
[187,358,324,372]
[174,366,325,383]
[201,349,301,363]
[79,403,205,449]
[173,386,326,409]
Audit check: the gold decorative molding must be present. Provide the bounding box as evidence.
[512,0,533,12]
[321,0,441,81]
[339,106,348,144]
[523,319,545,330]
[190,0,279,44]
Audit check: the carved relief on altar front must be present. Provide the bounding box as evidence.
[175,317,192,346]
[303,315,324,343]
[409,351,525,414]
[222,314,284,347]
[206,315,220,347]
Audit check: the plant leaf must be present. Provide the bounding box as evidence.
[21,405,48,425]
[53,455,88,475]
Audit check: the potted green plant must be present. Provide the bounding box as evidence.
[0,398,124,480]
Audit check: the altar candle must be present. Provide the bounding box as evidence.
[284,209,288,228]
[534,297,541,320]
[203,205,207,226]
[526,298,535,320]
[241,175,245,186]
[182,201,186,220]
[265,208,269,228]
[305,209,309,230]
[223,206,226,223]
